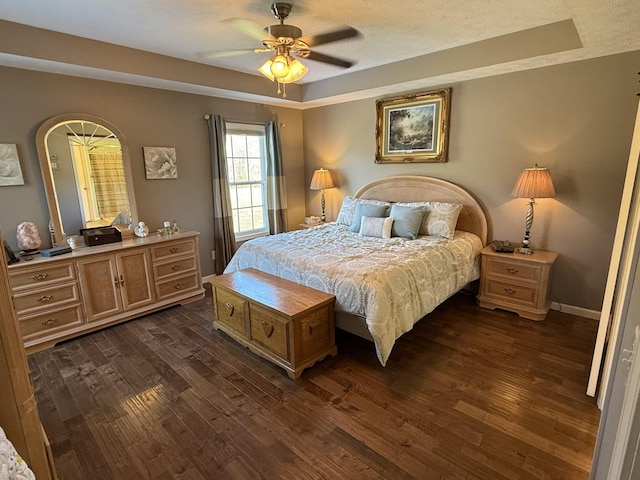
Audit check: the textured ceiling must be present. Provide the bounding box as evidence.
[0,0,638,107]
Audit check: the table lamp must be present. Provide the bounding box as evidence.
[309,169,334,222]
[511,164,556,254]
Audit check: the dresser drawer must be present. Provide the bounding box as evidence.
[484,257,541,284]
[10,262,76,293]
[19,305,84,341]
[150,239,196,262]
[155,271,200,300]
[483,278,539,307]
[153,256,197,281]
[250,306,290,360]
[13,282,80,316]
[214,289,247,335]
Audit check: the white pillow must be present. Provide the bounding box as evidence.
[395,201,463,239]
[359,216,394,239]
[336,196,391,226]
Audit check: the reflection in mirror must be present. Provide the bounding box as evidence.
[36,114,138,246]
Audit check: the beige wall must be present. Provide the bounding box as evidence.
[2,50,638,310]
[0,66,305,276]
[302,50,640,311]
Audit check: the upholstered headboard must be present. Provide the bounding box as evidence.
[353,175,488,245]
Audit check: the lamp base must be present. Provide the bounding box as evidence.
[517,246,534,255]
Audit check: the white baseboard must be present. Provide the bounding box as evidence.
[550,301,600,320]
[202,274,216,284]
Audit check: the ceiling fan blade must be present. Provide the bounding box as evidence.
[224,18,275,42]
[300,27,361,47]
[196,48,270,59]
[305,51,354,68]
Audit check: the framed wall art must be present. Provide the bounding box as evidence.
[375,88,451,163]
[0,144,25,186]
[143,146,178,179]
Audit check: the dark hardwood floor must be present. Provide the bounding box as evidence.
[28,286,600,479]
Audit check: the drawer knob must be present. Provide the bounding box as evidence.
[506,268,519,275]
[174,282,183,290]
[41,318,57,326]
[32,273,48,281]
[169,247,179,253]
[171,264,180,271]
[36,295,53,302]
[114,276,120,287]
[504,288,516,295]
[224,302,235,316]
[261,321,274,338]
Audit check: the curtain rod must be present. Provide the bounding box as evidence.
[203,114,283,126]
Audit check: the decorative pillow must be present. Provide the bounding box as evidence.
[359,216,394,239]
[336,196,391,226]
[425,202,462,239]
[389,204,426,240]
[396,201,463,239]
[349,203,389,232]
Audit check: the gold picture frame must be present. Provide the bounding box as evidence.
[375,88,451,163]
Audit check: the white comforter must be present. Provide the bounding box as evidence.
[0,427,35,480]
[224,223,482,366]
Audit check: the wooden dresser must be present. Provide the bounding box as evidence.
[476,245,558,321]
[8,230,204,353]
[210,268,337,379]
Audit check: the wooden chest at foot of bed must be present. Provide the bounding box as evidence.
[209,268,337,379]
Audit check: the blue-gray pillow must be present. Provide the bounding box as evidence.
[349,203,389,232]
[389,204,426,239]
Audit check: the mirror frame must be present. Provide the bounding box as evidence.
[35,113,138,246]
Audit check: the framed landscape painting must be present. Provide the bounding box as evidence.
[375,88,451,163]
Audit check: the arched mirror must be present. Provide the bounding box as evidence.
[36,113,138,246]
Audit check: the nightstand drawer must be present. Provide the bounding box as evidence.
[484,257,541,284]
[484,279,539,307]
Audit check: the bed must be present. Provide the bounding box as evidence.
[224,175,488,366]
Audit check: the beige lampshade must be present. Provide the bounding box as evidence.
[511,164,556,199]
[309,169,334,190]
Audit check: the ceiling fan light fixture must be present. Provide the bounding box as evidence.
[269,54,290,78]
[258,59,276,81]
[281,58,308,83]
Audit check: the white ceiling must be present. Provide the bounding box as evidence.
[0,0,639,108]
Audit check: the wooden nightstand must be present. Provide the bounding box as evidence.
[476,245,558,321]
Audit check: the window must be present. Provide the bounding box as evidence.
[225,123,269,241]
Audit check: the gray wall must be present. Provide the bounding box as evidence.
[302,50,640,311]
[1,50,639,309]
[0,66,305,276]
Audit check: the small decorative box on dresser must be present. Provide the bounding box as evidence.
[8,230,205,353]
[476,245,559,321]
[210,268,337,379]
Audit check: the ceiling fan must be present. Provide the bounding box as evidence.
[199,2,361,97]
